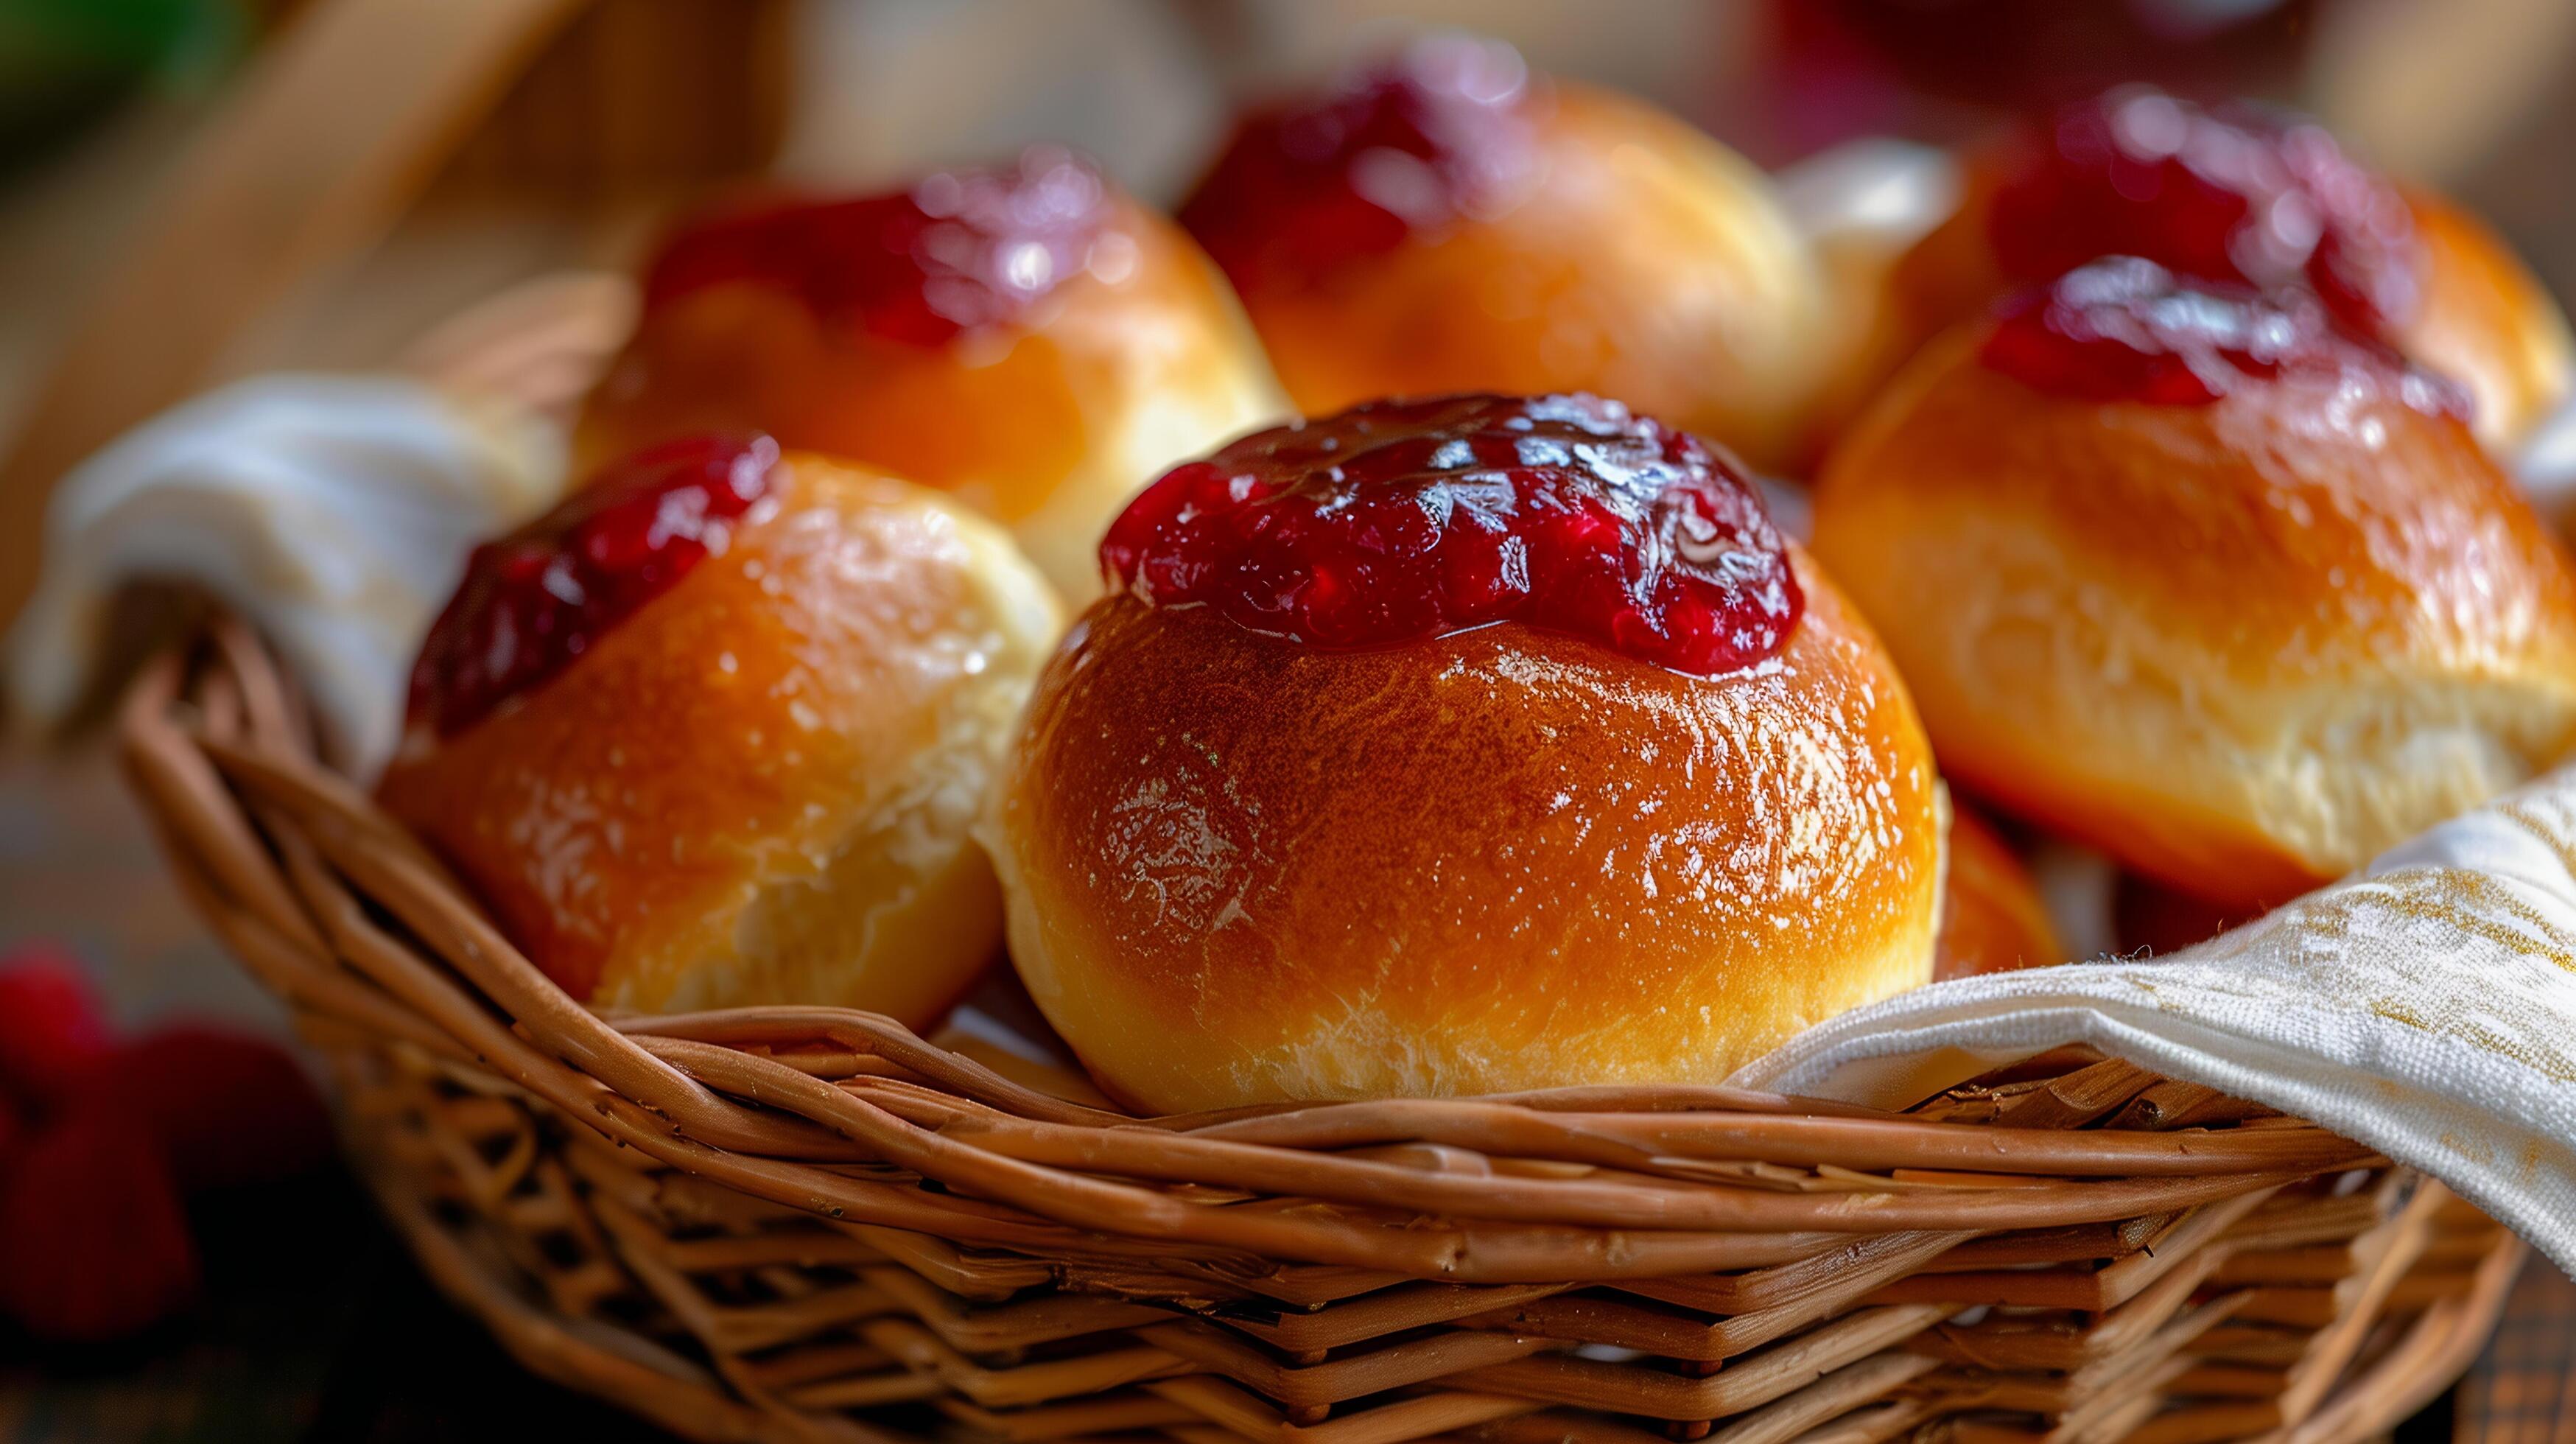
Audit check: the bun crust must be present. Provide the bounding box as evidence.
[1218,86,1828,471]
[380,453,1062,1019]
[1814,332,2576,905]
[984,550,1942,1113]
[576,195,1282,597]
[1934,807,2063,981]
[2403,190,2576,449]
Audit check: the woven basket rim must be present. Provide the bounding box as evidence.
[119,620,2399,1283]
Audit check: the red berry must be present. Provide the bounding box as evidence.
[0,1104,199,1342]
[0,947,114,1113]
[88,1025,333,1193]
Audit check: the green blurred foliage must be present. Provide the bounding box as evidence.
[0,0,245,174]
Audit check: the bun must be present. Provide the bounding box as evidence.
[380,441,1062,1020]
[983,395,1940,1112]
[1814,263,2576,908]
[2402,190,2576,452]
[577,148,1283,598]
[1934,807,2063,981]
[1878,91,2572,448]
[1179,38,1827,470]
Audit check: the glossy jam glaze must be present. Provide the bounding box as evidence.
[1987,86,2422,338]
[1178,33,1540,291]
[1098,393,1801,676]
[641,147,1119,346]
[1979,257,2470,418]
[408,434,782,737]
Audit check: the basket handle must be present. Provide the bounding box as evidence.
[0,0,591,637]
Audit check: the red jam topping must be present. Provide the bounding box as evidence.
[1987,88,2421,338]
[1178,34,1540,292]
[408,434,782,737]
[641,147,1118,346]
[1979,257,2470,418]
[1099,393,1801,676]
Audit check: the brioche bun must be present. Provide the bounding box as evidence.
[2402,190,2576,451]
[1182,43,1828,470]
[578,151,1283,598]
[1880,95,2572,449]
[381,448,1062,1020]
[1814,301,2576,907]
[984,553,1941,1114]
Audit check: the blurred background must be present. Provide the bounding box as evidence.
[1,0,2572,1437]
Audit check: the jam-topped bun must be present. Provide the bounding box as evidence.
[985,393,1941,1112]
[1890,87,2573,446]
[576,147,1283,598]
[1815,260,2576,909]
[1933,807,2063,982]
[379,437,1062,1020]
[1179,37,1828,471]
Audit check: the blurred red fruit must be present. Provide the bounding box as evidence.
[0,1104,200,1341]
[0,947,114,1111]
[89,1025,332,1193]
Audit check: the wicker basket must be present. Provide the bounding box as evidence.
[116,614,2525,1444]
[9,10,2524,1431]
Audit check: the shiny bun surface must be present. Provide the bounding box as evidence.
[1816,263,2576,906]
[381,441,1063,1020]
[1888,88,2572,446]
[1179,38,1827,469]
[988,395,1941,1112]
[578,148,1284,597]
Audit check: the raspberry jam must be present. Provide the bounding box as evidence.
[641,147,1117,346]
[1099,393,1801,676]
[1178,34,1540,291]
[1979,257,2469,418]
[408,434,782,737]
[1987,88,2421,337]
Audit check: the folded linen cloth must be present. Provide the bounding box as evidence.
[1736,763,2576,1277]
[6,374,561,781]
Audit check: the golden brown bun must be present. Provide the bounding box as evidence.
[1883,176,2573,451]
[380,452,1063,1020]
[1814,331,2576,908]
[2402,190,2576,449]
[576,194,1283,598]
[1216,85,1830,472]
[1934,807,2063,981]
[983,550,1943,1113]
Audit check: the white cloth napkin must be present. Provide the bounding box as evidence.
[1736,764,2576,1276]
[6,374,562,780]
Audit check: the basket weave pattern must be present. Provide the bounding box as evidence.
[119,623,2524,1444]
